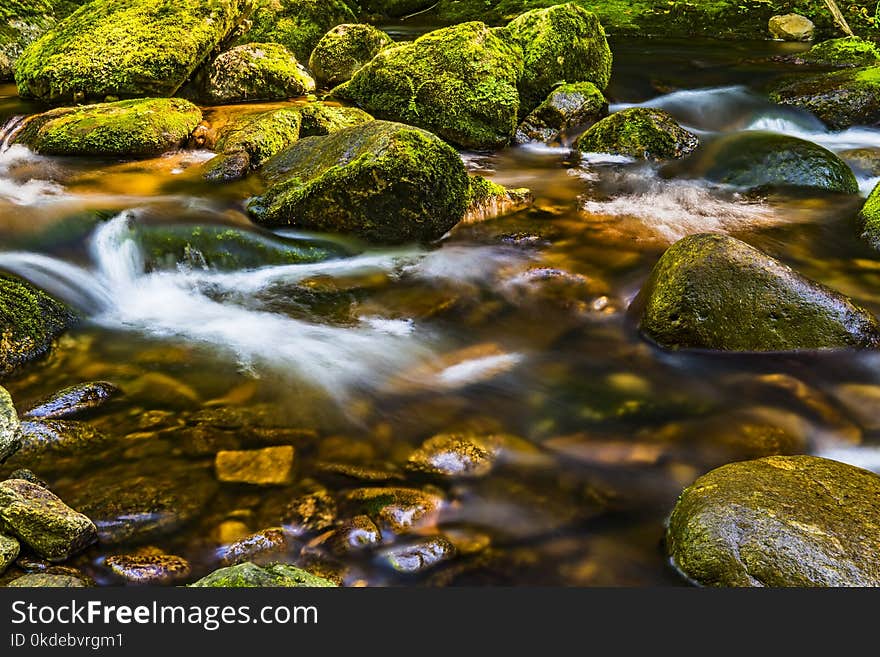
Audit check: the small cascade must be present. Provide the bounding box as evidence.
[0,115,29,152]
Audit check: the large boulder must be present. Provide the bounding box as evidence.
[209,108,303,177]
[14,0,252,103]
[637,233,880,351]
[15,98,201,157]
[667,456,880,586]
[0,274,72,377]
[692,131,858,193]
[574,107,698,160]
[795,36,880,68]
[769,66,880,130]
[308,23,393,88]
[0,386,20,463]
[200,43,315,104]
[237,0,356,62]
[333,22,523,149]
[499,3,612,114]
[514,81,606,145]
[247,121,471,244]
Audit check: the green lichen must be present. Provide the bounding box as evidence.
[333,22,523,149]
[769,65,880,129]
[800,36,880,67]
[15,98,202,157]
[215,108,302,166]
[298,102,374,137]
[574,107,698,160]
[201,43,315,104]
[237,0,356,62]
[308,23,393,88]
[191,561,337,587]
[859,180,880,248]
[14,0,252,103]
[248,120,470,244]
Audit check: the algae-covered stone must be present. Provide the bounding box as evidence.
[104,552,191,584]
[0,479,96,561]
[309,24,393,88]
[407,433,500,477]
[379,536,456,573]
[513,81,606,145]
[574,107,698,160]
[238,0,356,62]
[248,121,471,244]
[191,561,336,587]
[667,455,880,586]
[797,37,880,68]
[215,446,296,486]
[0,533,19,574]
[343,487,443,534]
[0,386,20,463]
[23,381,119,420]
[769,66,880,130]
[8,572,90,587]
[15,98,201,157]
[298,102,373,137]
[219,527,289,565]
[15,0,252,103]
[638,233,880,351]
[201,43,315,104]
[768,14,814,41]
[334,22,524,149]
[500,3,612,114]
[0,274,72,377]
[694,131,858,193]
[464,176,533,224]
[283,488,337,535]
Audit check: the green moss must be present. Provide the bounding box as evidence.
[514,80,606,144]
[769,65,880,129]
[333,22,523,149]
[467,176,508,207]
[859,180,880,248]
[638,233,880,351]
[191,562,337,587]
[298,102,374,137]
[801,36,880,67]
[574,107,698,160]
[238,0,356,62]
[215,108,302,166]
[201,43,315,104]
[16,98,201,157]
[499,3,612,114]
[248,120,470,243]
[0,1,86,80]
[464,175,533,223]
[308,23,393,88]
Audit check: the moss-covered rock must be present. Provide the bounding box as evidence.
[464,176,533,224]
[309,24,393,88]
[769,65,880,130]
[16,98,201,157]
[104,552,191,584]
[0,274,72,378]
[574,107,698,160]
[201,43,315,104]
[0,532,18,575]
[23,381,119,420]
[513,81,606,144]
[858,180,880,249]
[379,535,457,573]
[637,233,880,351]
[237,0,356,62]
[0,478,96,561]
[667,455,880,586]
[694,131,858,193]
[0,386,20,464]
[298,102,373,137]
[214,108,302,167]
[797,36,880,68]
[500,3,612,114]
[0,1,86,80]
[343,487,443,535]
[203,151,252,182]
[191,561,336,587]
[406,433,500,477]
[333,22,524,149]
[248,120,471,244]
[14,0,252,103]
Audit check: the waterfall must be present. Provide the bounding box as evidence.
[0,115,28,153]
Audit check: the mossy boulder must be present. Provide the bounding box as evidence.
[203,151,252,182]
[333,22,524,149]
[298,102,373,137]
[514,81,606,144]
[0,274,72,377]
[769,66,880,130]
[0,1,86,81]
[200,43,314,104]
[309,24,393,88]
[191,561,336,587]
[237,0,356,62]
[667,456,880,586]
[797,36,880,68]
[464,176,533,223]
[500,3,612,114]
[210,108,303,177]
[15,98,201,157]
[574,107,698,160]
[0,386,21,463]
[858,180,880,249]
[637,233,880,351]
[14,0,252,103]
[693,131,858,193]
[248,121,471,244]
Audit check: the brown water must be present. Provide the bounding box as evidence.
[2,36,880,586]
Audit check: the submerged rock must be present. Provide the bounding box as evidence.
[379,536,456,574]
[15,0,252,103]
[333,22,523,149]
[406,433,501,478]
[105,552,192,585]
[768,14,814,41]
[215,446,296,486]
[9,420,109,466]
[769,66,880,130]
[191,561,336,587]
[668,456,880,586]
[0,386,20,463]
[796,37,880,68]
[309,24,393,87]
[297,102,374,137]
[200,43,315,104]
[0,533,19,575]
[23,381,120,420]
[0,479,96,561]
[343,487,443,534]
[513,81,607,145]
[248,121,471,244]
[575,108,698,160]
[0,274,72,377]
[16,98,202,157]
[637,233,880,351]
[693,131,858,193]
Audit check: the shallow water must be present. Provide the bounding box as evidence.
[3,37,880,586]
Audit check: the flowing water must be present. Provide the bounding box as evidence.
[2,37,880,586]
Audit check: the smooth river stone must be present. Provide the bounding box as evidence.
[215,446,295,485]
[0,385,21,463]
[23,381,120,420]
[105,552,192,584]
